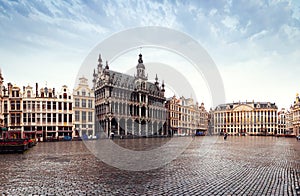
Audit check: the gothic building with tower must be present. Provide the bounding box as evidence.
[93,53,167,138]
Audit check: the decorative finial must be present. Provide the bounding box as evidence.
[105,61,109,69]
[98,54,102,63]
[155,74,159,85]
[138,53,143,64]
[296,93,299,97]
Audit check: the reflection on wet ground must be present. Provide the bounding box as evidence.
[0,136,299,195]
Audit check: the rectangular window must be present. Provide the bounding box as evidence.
[4,101,7,112]
[58,102,62,110]
[82,111,86,122]
[53,102,56,110]
[58,114,62,122]
[69,114,72,123]
[75,111,80,121]
[16,113,21,124]
[53,114,56,123]
[69,103,72,111]
[42,101,46,110]
[23,113,27,123]
[11,114,15,124]
[75,98,80,107]
[23,102,27,110]
[64,102,67,111]
[42,113,46,123]
[47,113,51,123]
[47,101,51,110]
[63,114,67,122]
[37,113,41,123]
[88,112,93,122]
[82,99,86,108]
[11,102,15,110]
[28,113,31,123]
[88,100,93,108]
[32,101,35,110]
[32,113,35,123]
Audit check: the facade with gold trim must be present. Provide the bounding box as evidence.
[213,101,278,135]
[291,94,300,136]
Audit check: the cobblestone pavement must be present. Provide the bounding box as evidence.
[0,136,299,195]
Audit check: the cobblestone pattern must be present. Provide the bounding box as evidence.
[0,137,299,195]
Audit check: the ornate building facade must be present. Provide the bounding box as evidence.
[213,101,278,135]
[0,70,4,138]
[277,108,287,136]
[165,95,180,136]
[291,94,300,136]
[286,109,293,135]
[165,95,208,136]
[3,83,22,139]
[0,71,73,141]
[73,76,95,139]
[93,54,167,138]
[22,84,73,141]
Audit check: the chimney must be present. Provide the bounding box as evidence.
[36,83,38,97]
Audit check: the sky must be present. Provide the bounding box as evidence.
[0,0,299,110]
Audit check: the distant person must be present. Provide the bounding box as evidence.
[224,133,228,140]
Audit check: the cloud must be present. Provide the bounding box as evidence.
[222,15,239,30]
[0,0,299,109]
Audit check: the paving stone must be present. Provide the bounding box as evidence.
[0,137,299,195]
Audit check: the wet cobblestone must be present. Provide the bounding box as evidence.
[0,136,299,195]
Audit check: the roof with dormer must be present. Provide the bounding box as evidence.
[107,70,163,96]
[215,101,277,111]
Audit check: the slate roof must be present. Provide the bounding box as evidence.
[107,70,162,96]
[215,101,278,110]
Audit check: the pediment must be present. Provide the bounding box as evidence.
[233,104,254,112]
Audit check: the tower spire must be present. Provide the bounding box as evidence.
[98,54,102,64]
[155,74,159,85]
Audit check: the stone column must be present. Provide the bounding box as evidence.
[125,119,127,136]
[117,119,120,136]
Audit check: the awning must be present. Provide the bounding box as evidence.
[1,127,8,131]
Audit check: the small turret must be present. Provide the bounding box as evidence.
[161,80,165,92]
[155,74,159,86]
